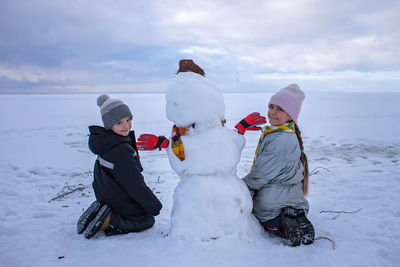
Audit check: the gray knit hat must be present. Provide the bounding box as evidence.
[97,95,133,129]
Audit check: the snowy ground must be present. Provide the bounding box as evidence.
[0,92,399,267]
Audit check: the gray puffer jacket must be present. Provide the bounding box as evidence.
[243,131,309,222]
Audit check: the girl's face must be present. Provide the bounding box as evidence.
[267,104,292,126]
[111,117,132,136]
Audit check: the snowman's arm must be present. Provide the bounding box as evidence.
[137,134,169,150]
[235,112,266,135]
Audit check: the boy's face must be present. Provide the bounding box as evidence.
[267,104,292,126]
[111,117,132,136]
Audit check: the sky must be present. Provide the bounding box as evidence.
[0,0,400,93]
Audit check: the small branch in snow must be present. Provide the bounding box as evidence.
[49,170,93,202]
[155,176,165,184]
[310,167,332,176]
[315,236,335,250]
[320,208,362,219]
[49,184,91,202]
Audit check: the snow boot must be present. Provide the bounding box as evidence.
[84,204,111,239]
[77,201,102,234]
[281,207,303,247]
[297,213,315,245]
[104,224,126,236]
[261,215,281,236]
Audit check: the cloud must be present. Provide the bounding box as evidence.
[179,46,227,55]
[155,0,400,71]
[0,0,399,92]
[254,70,400,81]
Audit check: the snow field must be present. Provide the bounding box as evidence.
[0,92,399,266]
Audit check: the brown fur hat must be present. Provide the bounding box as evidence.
[176,59,205,76]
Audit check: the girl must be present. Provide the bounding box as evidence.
[243,84,314,247]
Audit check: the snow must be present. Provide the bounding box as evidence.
[0,92,400,266]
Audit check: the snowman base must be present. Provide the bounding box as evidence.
[169,174,262,241]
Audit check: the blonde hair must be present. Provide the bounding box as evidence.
[294,123,309,196]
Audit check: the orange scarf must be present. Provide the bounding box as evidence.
[171,124,193,161]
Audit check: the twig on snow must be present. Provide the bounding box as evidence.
[155,176,165,184]
[320,208,362,219]
[49,184,91,202]
[310,167,332,176]
[49,170,93,202]
[315,236,335,250]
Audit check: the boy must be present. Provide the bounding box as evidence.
[77,95,162,239]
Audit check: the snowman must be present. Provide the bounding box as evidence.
[138,60,265,241]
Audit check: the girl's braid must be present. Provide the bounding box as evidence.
[294,123,309,196]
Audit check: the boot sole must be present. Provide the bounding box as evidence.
[281,208,301,247]
[77,201,101,234]
[298,214,315,245]
[84,205,111,239]
[281,214,301,247]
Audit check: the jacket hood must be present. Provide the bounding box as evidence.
[88,125,131,156]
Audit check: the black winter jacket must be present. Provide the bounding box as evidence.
[88,126,162,217]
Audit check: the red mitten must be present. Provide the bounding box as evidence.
[235,112,266,135]
[137,134,169,150]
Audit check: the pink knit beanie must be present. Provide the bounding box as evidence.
[268,84,305,123]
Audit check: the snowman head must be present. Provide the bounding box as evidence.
[166,60,225,127]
